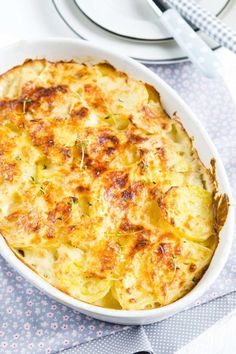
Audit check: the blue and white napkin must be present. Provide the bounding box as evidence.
[168,0,236,53]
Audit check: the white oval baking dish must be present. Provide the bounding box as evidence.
[0,38,234,325]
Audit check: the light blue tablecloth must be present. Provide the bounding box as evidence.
[0,61,235,354]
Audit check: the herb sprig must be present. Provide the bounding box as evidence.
[22,98,32,114]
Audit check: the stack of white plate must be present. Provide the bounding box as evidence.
[52,0,235,63]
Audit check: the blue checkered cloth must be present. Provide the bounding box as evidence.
[168,0,236,53]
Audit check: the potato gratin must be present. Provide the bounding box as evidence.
[0,60,227,310]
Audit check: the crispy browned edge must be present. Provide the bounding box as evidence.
[172,113,229,242]
[0,59,230,310]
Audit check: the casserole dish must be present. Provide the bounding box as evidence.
[0,38,234,325]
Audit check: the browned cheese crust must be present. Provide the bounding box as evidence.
[0,60,228,310]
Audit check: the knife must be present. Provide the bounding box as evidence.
[146,0,221,78]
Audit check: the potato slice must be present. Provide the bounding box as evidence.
[160,185,214,241]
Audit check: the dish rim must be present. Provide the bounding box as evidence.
[0,37,234,322]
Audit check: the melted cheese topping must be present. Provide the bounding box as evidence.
[0,59,217,310]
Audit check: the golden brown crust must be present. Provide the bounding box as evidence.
[0,59,227,310]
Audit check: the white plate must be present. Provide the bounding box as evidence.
[0,38,234,325]
[75,0,229,41]
[52,0,235,63]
